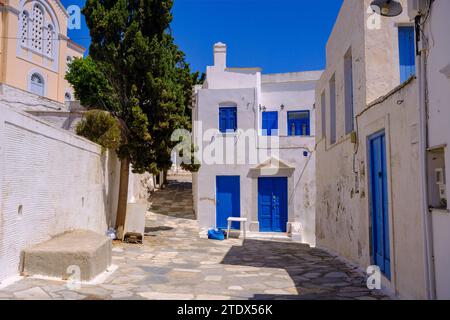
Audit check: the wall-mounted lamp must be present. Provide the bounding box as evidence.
[370,0,403,17]
[280,104,285,110]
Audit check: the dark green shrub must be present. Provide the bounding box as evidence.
[76,110,121,151]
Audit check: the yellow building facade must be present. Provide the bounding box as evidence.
[0,0,84,103]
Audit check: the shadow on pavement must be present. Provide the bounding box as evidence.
[221,239,381,300]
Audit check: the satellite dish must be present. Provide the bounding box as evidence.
[370,0,403,17]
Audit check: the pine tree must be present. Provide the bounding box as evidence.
[66,0,200,237]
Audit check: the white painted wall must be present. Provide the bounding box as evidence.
[0,104,121,284]
[422,0,450,300]
[315,0,427,299]
[193,43,320,245]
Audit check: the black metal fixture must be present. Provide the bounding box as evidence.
[370,0,403,17]
[280,104,285,110]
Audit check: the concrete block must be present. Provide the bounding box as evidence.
[21,230,112,281]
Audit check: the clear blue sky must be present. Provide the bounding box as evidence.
[62,0,343,74]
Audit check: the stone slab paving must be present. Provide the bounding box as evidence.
[0,175,390,300]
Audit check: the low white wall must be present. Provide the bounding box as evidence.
[0,104,121,284]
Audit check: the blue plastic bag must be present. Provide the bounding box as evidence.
[208,228,225,241]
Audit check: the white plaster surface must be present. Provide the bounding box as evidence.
[0,104,121,284]
[193,43,321,246]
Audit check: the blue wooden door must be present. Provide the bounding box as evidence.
[262,111,278,136]
[369,131,391,279]
[398,26,416,83]
[258,177,288,232]
[216,176,241,229]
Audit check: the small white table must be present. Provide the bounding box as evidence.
[227,217,247,239]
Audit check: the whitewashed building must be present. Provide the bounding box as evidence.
[409,0,450,300]
[313,0,444,299]
[192,43,321,245]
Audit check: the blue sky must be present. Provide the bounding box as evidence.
[62,0,343,74]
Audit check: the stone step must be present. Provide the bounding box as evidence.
[21,230,112,281]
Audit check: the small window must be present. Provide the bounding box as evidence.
[287,111,310,136]
[330,75,337,144]
[344,48,354,134]
[30,72,44,96]
[219,107,237,133]
[321,91,326,139]
[398,26,416,83]
[262,111,278,136]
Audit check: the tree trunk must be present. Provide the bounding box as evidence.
[115,157,130,240]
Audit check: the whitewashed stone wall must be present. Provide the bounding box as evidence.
[0,104,121,284]
[315,0,427,299]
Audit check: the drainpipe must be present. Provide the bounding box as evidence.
[416,15,436,300]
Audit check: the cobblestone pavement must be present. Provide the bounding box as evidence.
[0,175,389,300]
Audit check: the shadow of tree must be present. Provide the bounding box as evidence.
[148,177,195,220]
[221,239,382,300]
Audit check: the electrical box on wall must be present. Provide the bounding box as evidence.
[439,184,447,201]
[435,168,447,202]
[435,168,446,185]
[407,0,427,19]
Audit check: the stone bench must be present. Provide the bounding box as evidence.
[21,230,112,281]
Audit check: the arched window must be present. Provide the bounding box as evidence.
[45,24,54,57]
[30,73,44,96]
[20,11,29,46]
[31,4,44,52]
[64,92,72,101]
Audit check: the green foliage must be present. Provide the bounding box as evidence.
[66,0,202,174]
[76,110,121,151]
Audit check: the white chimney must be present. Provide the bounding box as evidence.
[213,42,227,69]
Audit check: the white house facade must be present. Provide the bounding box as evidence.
[192,43,321,245]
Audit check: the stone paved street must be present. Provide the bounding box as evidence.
[0,175,389,300]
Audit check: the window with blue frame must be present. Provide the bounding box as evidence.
[287,111,310,136]
[398,26,416,83]
[219,107,237,133]
[262,111,278,136]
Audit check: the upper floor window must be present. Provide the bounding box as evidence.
[288,110,310,136]
[31,4,44,52]
[219,107,237,133]
[262,111,278,136]
[30,73,45,96]
[330,75,337,144]
[344,47,354,134]
[398,26,416,83]
[19,3,56,59]
[320,91,326,139]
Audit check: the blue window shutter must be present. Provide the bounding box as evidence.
[230,108,237,131]
[219,108,227,132]
[219,107,237,133]
[262,111,278,136]
[399,26,416,83]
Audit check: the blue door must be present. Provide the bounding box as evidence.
[262,111,278,136]
[369,131,391,279]
[258,177,288,232]
[216,176,241,229]
[398,26,416,83]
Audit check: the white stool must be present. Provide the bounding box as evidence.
[227,217,247,239]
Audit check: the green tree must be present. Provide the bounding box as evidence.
[76,109,121,151]
[66,0,200,237]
